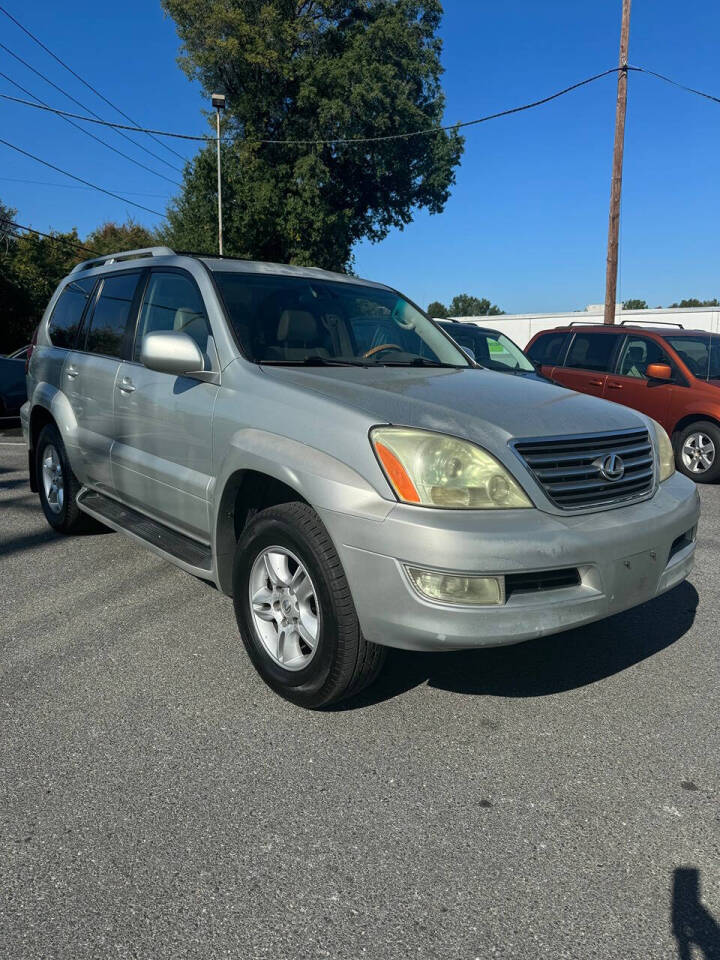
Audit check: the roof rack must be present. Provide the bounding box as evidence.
[619,319,684,328]
[69,246,175,274]
[565,319,605,326]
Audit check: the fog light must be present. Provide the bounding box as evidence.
[406,566,504,605]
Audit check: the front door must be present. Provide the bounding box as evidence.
[112,270,219,541]
[62,271,143,491]
[604,335,675,431]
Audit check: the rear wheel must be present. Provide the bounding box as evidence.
[233,501,386,708]
[36,423,91,533]
[675,421,720,483]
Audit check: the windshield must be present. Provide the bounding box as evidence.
[441,324,534,372]
[213,271,469,367]
[667,335,720,380]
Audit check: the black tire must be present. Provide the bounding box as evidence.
[35,423,91,533]
[674,420,720,483]
[233,501,386,709]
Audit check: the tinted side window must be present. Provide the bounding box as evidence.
[527,332,568,366]
[617,336,669,378]
[85,273,141,358]
[565,333,620,372]
[134,272,211,361]
[47,277,96,348]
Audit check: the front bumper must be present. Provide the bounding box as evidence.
[319,471,700,651]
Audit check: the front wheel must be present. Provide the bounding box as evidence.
[232,502,386,708]
[675,421,720,483]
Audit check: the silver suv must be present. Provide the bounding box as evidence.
[22,247,700,707]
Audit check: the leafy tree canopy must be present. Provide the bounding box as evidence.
[448,293,504,316]
[161,0,463,270]
[426,300,448,317]
[623,299,647,310]
[86,219,157,255]
[0,215,155,352]
[669,298,720,308]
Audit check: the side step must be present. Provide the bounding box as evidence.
[77,489,213,572]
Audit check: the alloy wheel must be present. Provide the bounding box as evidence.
[41,444,64,514]
[248,546,320,671]
[681,432,716,475]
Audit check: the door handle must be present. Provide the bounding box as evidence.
[607,382,623,390]
[589,379,604,387]
[118,377,136,394]
[66,365,79,380]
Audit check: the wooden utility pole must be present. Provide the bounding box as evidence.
[604,0,632,325]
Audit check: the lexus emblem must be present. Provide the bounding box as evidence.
[595,453,625,482]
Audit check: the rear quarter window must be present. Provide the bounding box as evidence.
[47,277,97,348]
[527,332,569,366]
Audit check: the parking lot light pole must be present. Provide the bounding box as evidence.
[211,93,226,256]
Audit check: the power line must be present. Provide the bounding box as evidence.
[0,4,186,164]
[632,65,720,106]
[0,69,181,187]
[0,136,165,217]
[0,67,623,146]
[2,219,99,255]
[0,175,170,198]
[0,41,183,174]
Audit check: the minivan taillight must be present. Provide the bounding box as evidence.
[25,327,38,373]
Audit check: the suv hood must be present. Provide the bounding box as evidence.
[261,365,648,447]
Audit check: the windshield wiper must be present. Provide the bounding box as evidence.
[260,356,372,368]
[379,357,467,368]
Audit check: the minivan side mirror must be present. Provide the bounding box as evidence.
[646,362,673,382]
[141,331,216,382]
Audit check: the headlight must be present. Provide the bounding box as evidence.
[650,418,675,483]
[371,427,532,509]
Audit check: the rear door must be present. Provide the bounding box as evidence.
[551,331,621,398]
[113,269,219,540]
[604,334,676,430]
[63,271,143,491]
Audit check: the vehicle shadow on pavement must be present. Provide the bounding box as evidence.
[672,867,720,959]
[345,581,699,708]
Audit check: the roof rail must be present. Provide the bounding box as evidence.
[619,319,684,328]
[69,246,175,274]
[566,319,605,326]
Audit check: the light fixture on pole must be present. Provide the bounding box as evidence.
[211,93,226,256]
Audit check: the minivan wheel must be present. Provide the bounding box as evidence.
[233,502,386,708]
[36,423,90,533]
[676,421,720,483]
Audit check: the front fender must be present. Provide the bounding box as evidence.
[212,427,394,594]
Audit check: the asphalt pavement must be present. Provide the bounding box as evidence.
[1,432,718,959]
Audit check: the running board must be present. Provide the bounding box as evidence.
[77,489,213,573]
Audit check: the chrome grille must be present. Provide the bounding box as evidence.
[513,428,655,509]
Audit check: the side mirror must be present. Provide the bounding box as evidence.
[141,331,205,378]
[646,362,672,382]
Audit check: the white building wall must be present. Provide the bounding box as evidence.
[445,307,720,349]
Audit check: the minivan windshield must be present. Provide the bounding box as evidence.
[666,335,720,380]
[213,271,469,367]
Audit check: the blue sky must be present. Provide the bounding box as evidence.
[1,1,718,313]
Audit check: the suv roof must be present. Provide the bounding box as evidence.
[439,320,500,335]
[548,323,711,338]
[69,245,384,289]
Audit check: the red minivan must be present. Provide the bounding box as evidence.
[526,323,720,482]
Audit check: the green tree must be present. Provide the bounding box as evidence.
[448,293,505,317]
[427,300,448,317]
[85,219,157,255]
[161,0,464,270]
[1,200,18,250]
[669,298,720,308]
[623,299,647,310]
